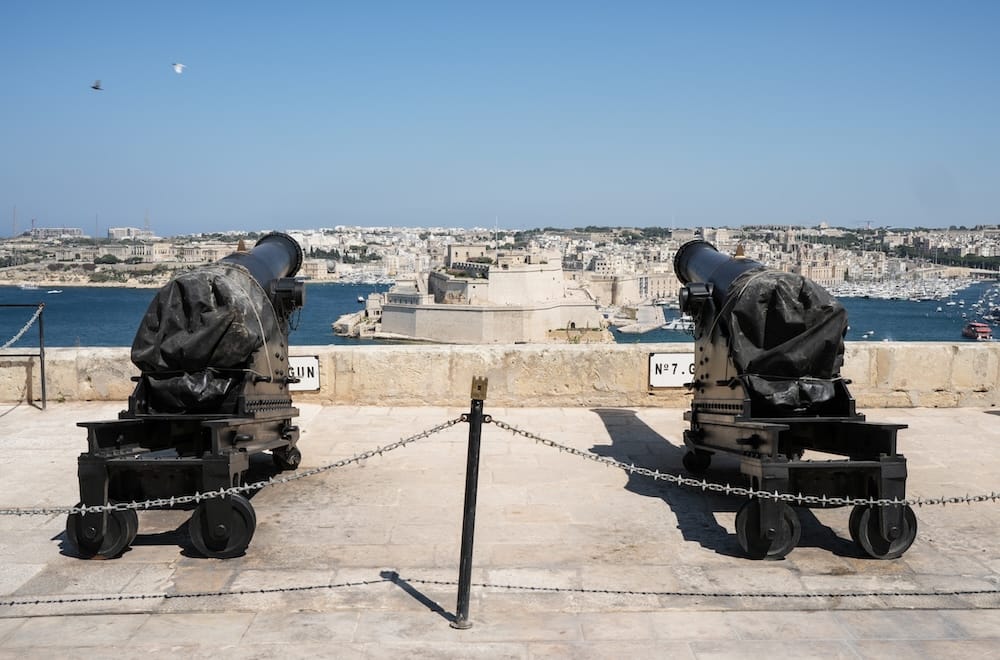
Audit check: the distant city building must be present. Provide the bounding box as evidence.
[446,244,490,267]
[299,259,330,279]
[108,227,157,240]
[29,227,85,239]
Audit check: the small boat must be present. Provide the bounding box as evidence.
[962,321,993,341]
[357,295,365,303]
[662,315,695,332]
[47,289,63,294]
[18,283,39,290]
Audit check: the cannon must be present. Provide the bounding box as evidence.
[65,232,306,559]
[674,239,916,560]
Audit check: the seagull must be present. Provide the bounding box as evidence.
[172,62,186,75]
[91,80,103,91]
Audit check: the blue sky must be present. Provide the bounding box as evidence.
[2,2,997,236]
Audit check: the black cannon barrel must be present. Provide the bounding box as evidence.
[673,239,765,308]
[221,232,303,289]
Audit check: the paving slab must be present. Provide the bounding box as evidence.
[1,401,999,657]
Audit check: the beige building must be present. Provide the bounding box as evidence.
[299,259,331,280]
[446,244,490,267]
[379,259,604,343]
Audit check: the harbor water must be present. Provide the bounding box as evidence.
[0,283,391,348]
[2,280,998,349]
[642,279,1000,344]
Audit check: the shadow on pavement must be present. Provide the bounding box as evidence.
[380,570,455,623]
[588,408,866,560]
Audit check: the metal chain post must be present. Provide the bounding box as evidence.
[452,376,489,630]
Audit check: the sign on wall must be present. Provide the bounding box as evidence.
[648,353,695,388]
[288,355,321,391]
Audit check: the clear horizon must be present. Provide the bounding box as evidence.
[3,2,998,236]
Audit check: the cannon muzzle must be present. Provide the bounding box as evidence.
[673,239,765,311]
[222,231,303,287]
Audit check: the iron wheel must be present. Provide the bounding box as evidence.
[189,494,257,559]
[855,504,917,559]
[682,450,712,475]
[736,499,801,560]
[848,504,866,545]
[66,503,135,559]
[272,446,302,471]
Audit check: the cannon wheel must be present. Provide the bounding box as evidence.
[189,494,256,559]
[682,450,712,475]
[273,446,302,471]
[848,503,865,545]
[736,499,801,560]
[850,504,917,559]
[66,503,138,559]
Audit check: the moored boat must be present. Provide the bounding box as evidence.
[663,315,695,331]
[962,321,993,341]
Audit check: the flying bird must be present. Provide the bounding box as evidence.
[172,62,186,74]
[91,80,103,91]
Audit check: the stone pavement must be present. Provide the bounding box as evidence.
[1,401,999,659]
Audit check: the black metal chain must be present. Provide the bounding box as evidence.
[488,417,1000,509]
[0,578,390,607]
[4,410,1000,611]
[405,577,1000,600]
[3,574,998,609]
[0,416,465,517]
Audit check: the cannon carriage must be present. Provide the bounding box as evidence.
[674,239,917,560]
[65,232,305,559]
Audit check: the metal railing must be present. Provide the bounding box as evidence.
[0,302,46,409]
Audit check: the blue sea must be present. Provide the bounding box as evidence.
[0,282,392,349]
[1,280,998,349]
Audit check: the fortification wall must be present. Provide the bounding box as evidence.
[2,343,998,408]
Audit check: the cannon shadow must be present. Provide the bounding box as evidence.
[588,408,864,559]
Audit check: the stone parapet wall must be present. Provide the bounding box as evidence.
[2,343,998,408]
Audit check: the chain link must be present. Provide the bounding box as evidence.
[488,418,1000,509]
[3,413,1000,610]
[405,577,1000,600]
[0,416,465,517]
[5,412,998,514]
[0,578,391,608]
[1,304,43,349]
[3,573,997,608]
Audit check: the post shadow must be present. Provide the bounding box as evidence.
[380,570,455,623]
[588,408,863,559]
